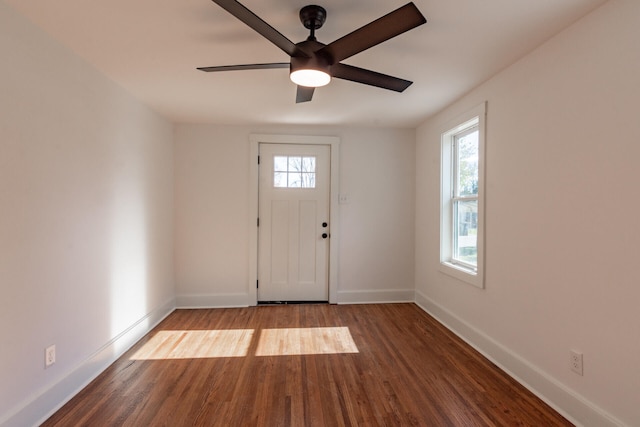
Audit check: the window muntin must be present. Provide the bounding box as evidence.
[274,156,316,188]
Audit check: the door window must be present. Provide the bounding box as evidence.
[273,155,316,188]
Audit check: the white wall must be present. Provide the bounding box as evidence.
[415,1,640,426]
[0,3,175,426]
[174,125,415,306]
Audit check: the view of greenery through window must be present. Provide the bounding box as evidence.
[454,129,479,266]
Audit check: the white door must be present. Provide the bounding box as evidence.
[258,143,331,301]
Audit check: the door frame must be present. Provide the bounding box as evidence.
[249,134,340,305]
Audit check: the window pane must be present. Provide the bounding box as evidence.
[274,172,287,188]
[456,130,479,197]
[274,156,288,172]
[302,157,316,173]
[454,199,478,266]
[288,173,302,188]
[288,156,302,172]
[301,173,315,188]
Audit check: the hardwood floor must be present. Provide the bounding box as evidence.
[42,304,573,426]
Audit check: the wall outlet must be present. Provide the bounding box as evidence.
[570,350,583,376]
[45,345,56,368]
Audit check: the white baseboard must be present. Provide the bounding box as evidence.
[414,290,624,427]
[177,290,414,307]
[176,293,250,308]
[176,290,416,307]
[1,298,175,427]
[337,289,414,304]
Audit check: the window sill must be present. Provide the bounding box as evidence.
[439,261,484,289]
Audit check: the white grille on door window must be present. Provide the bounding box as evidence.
[273,156,316,188]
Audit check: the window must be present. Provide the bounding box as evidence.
[273,155,316,188]
[440,103,486,288]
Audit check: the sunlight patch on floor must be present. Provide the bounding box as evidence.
[130,329,255,359]
[256,327,359,356]
[130,327,359,360]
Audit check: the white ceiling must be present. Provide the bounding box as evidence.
[6,0,608,128]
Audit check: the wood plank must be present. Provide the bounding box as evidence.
[42,304,573,426]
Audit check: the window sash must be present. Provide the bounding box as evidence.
[451,197,478,270]
[450,126,479,269]
[453,126,479,199]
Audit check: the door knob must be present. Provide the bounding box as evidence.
[322,233,328,239]
[322,222,328,227]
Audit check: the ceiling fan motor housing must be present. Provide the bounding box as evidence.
[291,39,331,74]
[299,5,327,31]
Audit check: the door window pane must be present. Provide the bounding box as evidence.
[288,173,302,188]
[274,172,287,188]
[274,156,288,172]
[302,157,315,172]
[288,156,302,173]
[302,173,315,188]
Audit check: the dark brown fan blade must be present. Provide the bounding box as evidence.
[296,86,315,103]
[317,3,426,64]
[211,0,308,58]
[198,63,289,72]
[331,63,412,92]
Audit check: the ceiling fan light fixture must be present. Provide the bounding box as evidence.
[290,68,331,87]
[290,55,331,87]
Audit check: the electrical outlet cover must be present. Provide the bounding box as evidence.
[45,345,56,367]
[570,350,583,376]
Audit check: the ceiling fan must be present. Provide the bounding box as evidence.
[198,0,427,103]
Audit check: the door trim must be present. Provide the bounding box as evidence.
[249,134,340,305]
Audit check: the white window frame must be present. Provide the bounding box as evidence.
[440,102,486,288]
